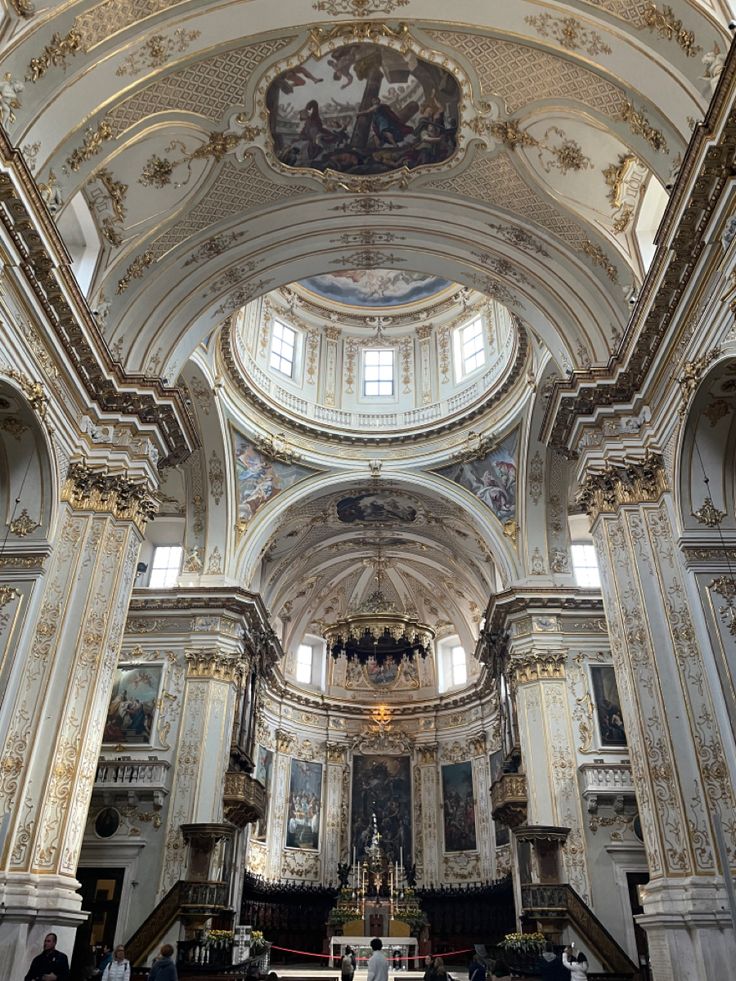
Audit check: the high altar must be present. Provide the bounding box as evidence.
[329,938,419,971]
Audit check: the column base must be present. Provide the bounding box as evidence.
[638,877,736,981]
[0,872,85,981]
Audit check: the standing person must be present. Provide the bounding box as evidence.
[24,933,70,981]
[149,944,178,981]
[562,948,588,980]
[433,957,449,981]
[341,946,356,981]
[101,945,130,981]
[469,954,486,981]
[537,942,567,980]
[366,938,389,981]
[422,954,436,981]
[97,945,113,978]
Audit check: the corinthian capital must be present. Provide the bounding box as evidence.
[62,461,158,532]
[577,452,667,520]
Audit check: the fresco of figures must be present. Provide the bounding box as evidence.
[336,490,418,523]
[591,665,627,746]
[300,269,451,308]
[234,432,313,522]
[104,664,162,744]
[286,758,323,850]
[435,431,517,523]
[267,43,460,176]
[442,761,477,852]
[351,755,412,863]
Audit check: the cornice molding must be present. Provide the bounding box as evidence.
[542,40,736,455]
[0,129,197,466]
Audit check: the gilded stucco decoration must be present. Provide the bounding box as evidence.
[67,120,113,173]
[524,14,612,56]
[8,509,41,537]
[106,39,295,138]
[26,29,83,82]
[640,3,701,58]
[313,0,410,14]
[115,29,201,77]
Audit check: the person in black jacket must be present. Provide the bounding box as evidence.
[537,942,568,981]
[24,933,70,981]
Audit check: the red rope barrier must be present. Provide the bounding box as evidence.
[270,945,475,965]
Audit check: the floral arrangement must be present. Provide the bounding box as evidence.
[250,929,269,954]
[498,931,546,954]
[208,930,234,942]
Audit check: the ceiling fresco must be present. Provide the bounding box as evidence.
[266,42,460,175]
[298,269,452,308]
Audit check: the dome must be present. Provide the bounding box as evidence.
[226,275,524,441]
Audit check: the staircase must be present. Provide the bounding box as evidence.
[520,883,641,979]
[125,879,230,966]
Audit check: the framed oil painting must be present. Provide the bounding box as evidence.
[103,664,162,745]
[442,761,477,852]
[286,758,323,850]
[254,746,274,840]
[351,755,411,864]
[266,42,460,177]
[591,664,627,747]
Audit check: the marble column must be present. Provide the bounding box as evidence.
[581,453,736,981]
[416,745,440,886]
[0,463,156,978]
[158,652,243,896]
[322,743,348,882]
[504,611,592,904]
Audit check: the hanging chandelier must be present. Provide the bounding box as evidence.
[323,590,435,666]
[322,538,435,666]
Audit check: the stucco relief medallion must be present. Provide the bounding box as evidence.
[230,27,493,190]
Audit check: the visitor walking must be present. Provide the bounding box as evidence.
[367,938,389,981]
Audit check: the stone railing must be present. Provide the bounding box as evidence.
[490,772,527,828]
[579,762,635,812]
[94,757,170,806]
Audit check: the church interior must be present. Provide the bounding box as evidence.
[1,2,736,980]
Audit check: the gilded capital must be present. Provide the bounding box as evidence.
[185,651,243,682]
[62,462,158,533]
[577,452,667,520]
[416,743,438,764]
[326,742,348,764]
[511,651,566,685]
[275,727,296,753]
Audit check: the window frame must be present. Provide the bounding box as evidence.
[571,542,601,589]
[295,643,314,685]
[453,315,487,382]
[269,318,298,379]
[361,347,396,399]
[148,545,183,588]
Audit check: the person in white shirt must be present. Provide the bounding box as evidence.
[366,938,389,981]
[562,947,588,980]
[101,945,131,981]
